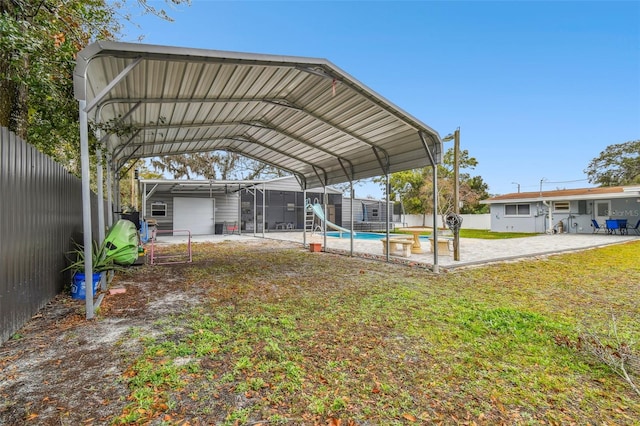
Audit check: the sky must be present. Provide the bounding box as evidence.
[120,1,640,198]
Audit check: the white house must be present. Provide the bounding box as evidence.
[481,186,640,234]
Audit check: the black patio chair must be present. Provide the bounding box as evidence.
[627,219,640,235]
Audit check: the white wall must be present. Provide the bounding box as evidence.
[399,214,490,230]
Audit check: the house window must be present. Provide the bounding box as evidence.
[372,208,379,217]
[553,201,570,212]
[504,203,530,216]
[151,202,167,217]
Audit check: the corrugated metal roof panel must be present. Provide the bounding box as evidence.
[74,41,443,189]
[483,186,635,203]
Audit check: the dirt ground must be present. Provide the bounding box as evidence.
[2,237,638,425]
[0,240,271,425]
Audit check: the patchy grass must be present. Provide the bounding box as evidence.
[395,228,537,239]
[106,239,640,425]
[458,229,538,239]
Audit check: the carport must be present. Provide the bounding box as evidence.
[73,41,444,318]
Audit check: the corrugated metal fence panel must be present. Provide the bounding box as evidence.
[0,127,89,344]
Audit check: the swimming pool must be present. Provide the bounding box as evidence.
[325,231,430,242]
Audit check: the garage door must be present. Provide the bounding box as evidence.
[173,198,215,235]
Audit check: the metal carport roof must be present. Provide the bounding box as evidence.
[72,41,445,317]
[74,41,443,189]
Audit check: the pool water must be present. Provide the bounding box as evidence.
[325,231,430,242]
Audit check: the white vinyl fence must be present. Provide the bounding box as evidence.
[398,214,490,230]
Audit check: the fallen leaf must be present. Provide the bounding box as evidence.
[402,413,417,422]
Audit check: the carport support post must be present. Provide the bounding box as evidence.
[106,153,114,228]
[350,181,354,256]
[262,183,266,237]
[237,184,242,235]
[96,145,107,291]
[79,100,95,319]
[303,190,307,247]
[432,163,439,273]
[419,131,440,273]
[251,188,257,237]
[113,171,121,223]
[141,181,146,219]
[323,187,327,250]
[385,172,390,262]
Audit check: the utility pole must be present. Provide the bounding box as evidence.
[452,128,460,261]
[443,128,461,261]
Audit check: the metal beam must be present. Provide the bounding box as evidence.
[311,165,327,188]
[115,146,141,175]
[225,148,307,188]
[237,135,329,178]
[120,119,356,173]
[111,129,141,160]
[146,183,159,199]
[371,146,390,175]
[84,58,142,113]
[98,97,391,159]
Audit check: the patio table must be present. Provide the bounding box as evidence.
[396,227,431,254]
[605,219,628,235]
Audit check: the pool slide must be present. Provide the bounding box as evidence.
[307,202,355,235]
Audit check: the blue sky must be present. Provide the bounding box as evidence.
[121,1,640,198]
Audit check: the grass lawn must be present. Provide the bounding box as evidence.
[394,228,537,239]
[458,229,538,239]
[111,240,639,425]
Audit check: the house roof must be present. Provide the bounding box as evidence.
[74,41,443,190]
[482,186,640,204]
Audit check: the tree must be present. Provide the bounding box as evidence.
[379,147,490,224]
[0,0,121,157]
[387,168,430,216]
[118,159,163,211]
[461,175,490,214]
[584,140,640,187]
[150,151,286,180]
[0,0,188,172]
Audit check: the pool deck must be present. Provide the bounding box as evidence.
[150,230,638,271]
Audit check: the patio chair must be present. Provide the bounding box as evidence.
[627,219,640,235]
[591,219,604,234]
[617,219,628,235]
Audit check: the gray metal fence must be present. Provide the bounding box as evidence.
[0,127,100,344]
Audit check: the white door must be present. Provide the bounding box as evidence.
[594,201,610,226]
[173,198,215,235]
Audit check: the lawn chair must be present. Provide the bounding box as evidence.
[627,219,640,235]
[591,219,604,234]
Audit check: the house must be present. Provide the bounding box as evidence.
[139,176,395,235]
[481,186,640,234]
